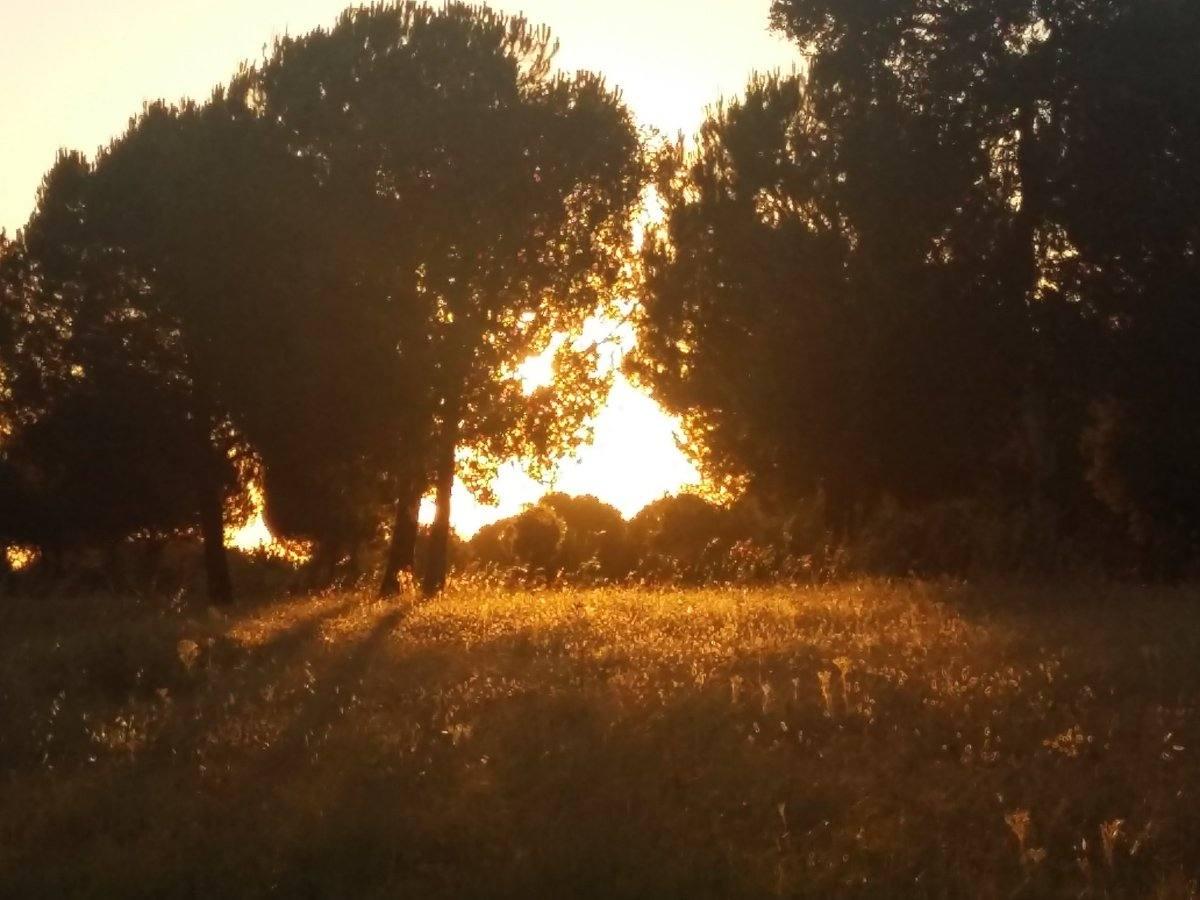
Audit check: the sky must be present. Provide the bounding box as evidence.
[1,0,800,536]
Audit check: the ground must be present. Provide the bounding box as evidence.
[2,580,1199,898]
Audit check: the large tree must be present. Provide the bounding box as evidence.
[634,65,1027,529]
[10,83,413,600]
[255,2,645,596]
[3,154,239,578]
[638,0,1200,569]
[768,0,1200,566]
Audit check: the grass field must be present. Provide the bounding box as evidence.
[2,580,1200,898]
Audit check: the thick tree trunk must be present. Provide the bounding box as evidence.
[421,422,458,598]
[379,479,422,599]
[198,474,234,606]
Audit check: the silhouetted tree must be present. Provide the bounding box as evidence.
[636,0,1200,573]
[255,2,645,596]
[12,87,410,600]
[634,67,1027,532]
[628,494,735,577]
[1049,3,1200,571]
[540,493,631,580]
[766,0,1200,570]
[465,493,628,582]
[511,504,564,582]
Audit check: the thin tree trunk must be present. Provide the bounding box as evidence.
[188,386,234,606]
[421,419,459,598]
[379,478,422,599]
[198,473,234,606]
[306,540,340,591]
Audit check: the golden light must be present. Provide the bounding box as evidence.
[425,375,701,537]
[226,482,313,562]
[5,544,39,572]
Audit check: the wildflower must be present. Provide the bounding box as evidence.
[1043,725,1088,758]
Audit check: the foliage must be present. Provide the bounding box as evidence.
[1,154,239,567]
[469,494,625,584]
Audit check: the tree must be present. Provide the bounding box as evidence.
[254,2,645,596]
[628,493,734,577]
[634,65,1027,532]
[540,493,631,580]
[13,84,411,601]
[1050,2,1200,571]
[767,0,1200,570]
[511,504,564,582]
[636,0,1200,575]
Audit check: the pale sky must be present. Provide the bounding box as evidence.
[1,0,800,536]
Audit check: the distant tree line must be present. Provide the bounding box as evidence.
[3,0,1200,598]
[463,492,813,586]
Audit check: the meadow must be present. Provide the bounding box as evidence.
[2,580,1199,898]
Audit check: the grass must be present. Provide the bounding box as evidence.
[2,580,1200,897]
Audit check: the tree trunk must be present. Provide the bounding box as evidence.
[1013,100,1057,523]
[198,474,234,606]
[421,420,459,598]
[379,479,422,599]
[188,387,234,607]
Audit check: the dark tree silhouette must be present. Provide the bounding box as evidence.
[635,0,1200,571]
[5,155,240,585]
[11,86,411,601]
[467,493,631,583]
[628,493,735,576]
[634,69,1027,531]
[254,2,645,597]
[540,493,631,580]
[766,0,1200,568]
[510,504,565,582]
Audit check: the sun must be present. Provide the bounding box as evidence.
[427,372,701,538]
[423,312,701,537]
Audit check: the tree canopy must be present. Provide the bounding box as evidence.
[253,2,645,594]
[634,0,1200,572]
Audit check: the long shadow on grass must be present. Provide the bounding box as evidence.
[262,604,412,765]
[8,590,1200,899]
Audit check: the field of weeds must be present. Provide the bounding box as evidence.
[2,580,1200,897]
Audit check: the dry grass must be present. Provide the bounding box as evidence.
[2,580,1200,897]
